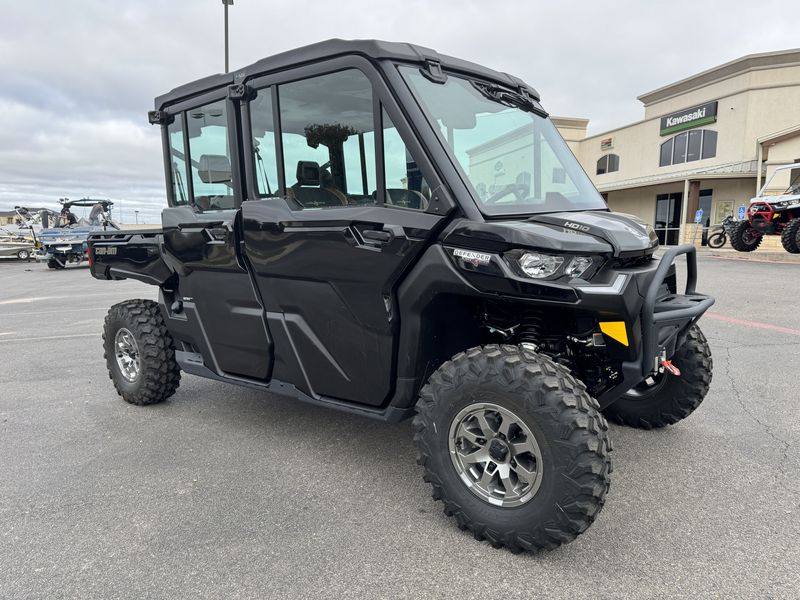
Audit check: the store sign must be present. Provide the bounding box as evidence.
[659,101,718,136]
[600,137,613,150]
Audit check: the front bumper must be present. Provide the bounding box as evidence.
[595,244,714,407]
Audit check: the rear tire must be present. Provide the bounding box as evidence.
[103,299,181,405]
[780,218,800,254]
[16,249,30,260]
[413,345,611,553]
[706,231,726,249]
[729,221,762,252]
[602,325,712,429]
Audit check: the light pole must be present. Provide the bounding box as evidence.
[222,0,234,73]
[135,210,140,225]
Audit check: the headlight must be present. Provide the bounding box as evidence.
[514,251,599,280]
[564,256,594,278]
[518,252,564,278]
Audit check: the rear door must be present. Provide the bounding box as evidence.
[160,92,273,380]
[240,59,452,406]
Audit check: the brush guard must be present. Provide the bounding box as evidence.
[596,245,714,408]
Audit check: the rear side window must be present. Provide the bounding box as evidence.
[167,114,188,205]
[167,99,235,212]
[186,100,234,211]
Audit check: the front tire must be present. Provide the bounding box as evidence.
[730,221,762,252]
[706,231,726,249]
[103,299,181,405]
[16,249,30,260]
[413,345,611,553]
[780,218,800,254]
[602,325,712,429]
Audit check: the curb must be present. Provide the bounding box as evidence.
[702,249,800,264]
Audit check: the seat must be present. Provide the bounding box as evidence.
[289,161,347,207]
[386,188,428,210]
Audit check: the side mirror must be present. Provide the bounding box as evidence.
[198,154,232,184]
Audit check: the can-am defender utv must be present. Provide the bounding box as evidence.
[89,40,714,553]
[731,164,800,253]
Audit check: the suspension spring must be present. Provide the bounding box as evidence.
[517,310,544,346]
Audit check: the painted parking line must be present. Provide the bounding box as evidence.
[0,292,151,306]
[705,312,800,337]
[0,306,111,317]
[0,333,98,343]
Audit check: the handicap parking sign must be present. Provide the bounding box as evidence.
[694,209,703,224]
[738,205,747,220]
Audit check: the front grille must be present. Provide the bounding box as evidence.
[611,255,653,269]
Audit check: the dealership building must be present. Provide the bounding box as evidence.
[555,48,800,246]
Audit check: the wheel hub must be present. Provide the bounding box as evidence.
[448,402,544,507]
[114,328,140,382]
[488,439,509,462]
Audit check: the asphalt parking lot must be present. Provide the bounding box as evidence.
[1,255,798,599]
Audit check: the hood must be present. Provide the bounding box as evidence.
[751,193,800,208]
[444,211,658,257]
[529,211,659,256]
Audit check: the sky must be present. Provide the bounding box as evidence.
[1,0,798,222]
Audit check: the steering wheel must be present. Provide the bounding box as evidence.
[484,184,529,205]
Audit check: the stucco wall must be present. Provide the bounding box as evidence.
[572,62,800,190]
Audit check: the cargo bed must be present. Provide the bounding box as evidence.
[88,229,172,285]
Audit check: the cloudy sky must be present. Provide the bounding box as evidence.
[1,0,798,221]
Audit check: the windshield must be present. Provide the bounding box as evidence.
[400,67,607,216]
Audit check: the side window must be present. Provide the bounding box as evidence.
[382,109,432,210]
[596,153,619,175]
[278,69,377,209]
[186,100,234,211]
[167,114,188,205]
[249,88,279,197]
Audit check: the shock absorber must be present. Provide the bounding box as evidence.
[517,309,544,346]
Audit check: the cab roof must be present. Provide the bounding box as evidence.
[154,38,539,110]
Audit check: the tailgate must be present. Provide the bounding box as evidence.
[88,230,172,285]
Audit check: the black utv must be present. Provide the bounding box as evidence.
[89,39,714,553]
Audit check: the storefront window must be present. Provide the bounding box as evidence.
[659,129,717,167]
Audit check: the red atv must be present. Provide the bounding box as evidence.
[731,164,800,253]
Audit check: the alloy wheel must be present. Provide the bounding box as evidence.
[114,328,141,382]
[448,402,544,507]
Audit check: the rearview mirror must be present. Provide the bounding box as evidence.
[198,154,232,184]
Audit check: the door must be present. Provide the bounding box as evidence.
[655,192,683,245]
[161,95,273,380]
[241,66,447,406]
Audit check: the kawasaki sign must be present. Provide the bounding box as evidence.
[659,101,718,136]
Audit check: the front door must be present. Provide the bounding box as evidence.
[655,192,683,245]
[241,66,448,406]
[161,95,273,380]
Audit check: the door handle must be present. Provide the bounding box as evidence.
[362,229,392,243]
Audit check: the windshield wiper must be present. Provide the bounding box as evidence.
[471,81,547,116]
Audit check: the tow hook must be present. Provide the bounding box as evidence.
[661,359,681,377]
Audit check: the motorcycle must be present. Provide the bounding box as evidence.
[707,215,736,249]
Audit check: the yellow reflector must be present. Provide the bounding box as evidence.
[599,321,629,346]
